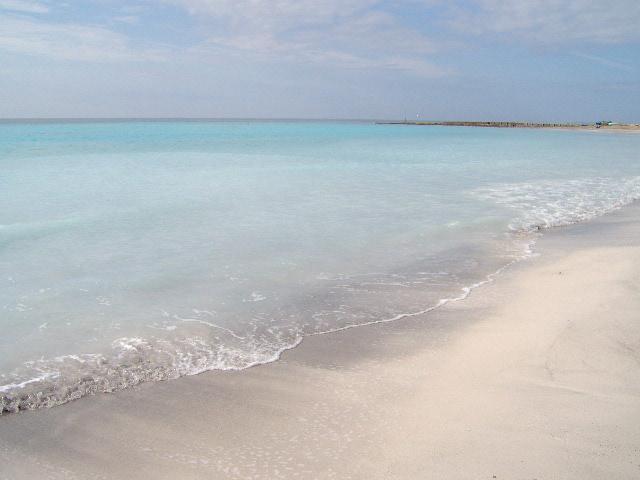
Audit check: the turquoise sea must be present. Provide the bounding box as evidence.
[2,120,639,413]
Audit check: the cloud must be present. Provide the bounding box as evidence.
[450,0,640,45]
[114,15,139,25]
[571,52,635,72]
[0,14,164,61]
[171,0,377,30]
[169,0,448,77]
[0,0,49,14]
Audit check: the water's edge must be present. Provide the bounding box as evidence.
[5,198,639,415]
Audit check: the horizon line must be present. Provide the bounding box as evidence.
[0,116,614,124]
[0,117,386,122]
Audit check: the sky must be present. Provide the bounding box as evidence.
[0,0,639,121]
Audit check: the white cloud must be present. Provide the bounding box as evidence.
[114,15,139,25]
[171,0,377,30]
[0,14,164,61]
[572,52,635,72]
[0,0,49,14]
[451,0,640,44]
[169,0,448,77]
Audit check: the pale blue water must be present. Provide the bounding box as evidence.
[2,121,639,413]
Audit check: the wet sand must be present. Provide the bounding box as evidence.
[1,205,640,479]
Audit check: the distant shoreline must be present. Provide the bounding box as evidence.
[377,120,640,131]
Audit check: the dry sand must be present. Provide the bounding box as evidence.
[1,205,640,479]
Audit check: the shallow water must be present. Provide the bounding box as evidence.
[2,121,639,412]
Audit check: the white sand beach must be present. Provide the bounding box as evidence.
[1,204,639,479]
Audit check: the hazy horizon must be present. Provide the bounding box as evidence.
[1,1,639,122]
[0,117,630,123]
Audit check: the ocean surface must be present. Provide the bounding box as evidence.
[2,120,639,413]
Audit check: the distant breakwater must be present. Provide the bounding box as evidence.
[375,121,640,130]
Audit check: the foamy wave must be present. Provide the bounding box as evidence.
[475,176,640,232]
[0,334,303,414]
[0,244,537,415]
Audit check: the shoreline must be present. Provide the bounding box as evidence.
[1,204,640,479]
[0,227,531,414]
